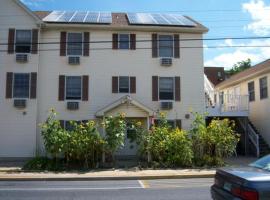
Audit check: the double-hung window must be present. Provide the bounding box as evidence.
[119,76,130,93]
[260,77,268,99]
[119,34,130,49]
[67,33,83,56]
[15,30,31,53]
[158,35,173,58]
[248,81,255,102]
[159,77,174,100]
[65,76,82,100]
[13,73,30,98]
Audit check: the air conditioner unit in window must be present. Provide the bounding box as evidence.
[16,54,28,63]
[160,101,173,110]
[160,57,173,66]
[68,56,80,65]
[67,102,79,110]
[14,99,27,109]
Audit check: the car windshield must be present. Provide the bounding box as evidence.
[249,155,270,171]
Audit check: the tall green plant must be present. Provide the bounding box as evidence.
[41,110,69,159]
[104,113,126,159]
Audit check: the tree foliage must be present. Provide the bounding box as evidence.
[226,58,251,76]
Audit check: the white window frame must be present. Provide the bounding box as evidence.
[66,32,84,56]
[157,34,174,58]
[12,73,31,99]
[118,33,130,50]
[15,29,32,54]
[118,76,130,93]
[65,76,83,101]
[158,77,175,101]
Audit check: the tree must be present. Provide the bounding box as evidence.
[226,58,251,76]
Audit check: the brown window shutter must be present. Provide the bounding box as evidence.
[58,75,65,101]
[59,120,65,129]
[31,29,38,54]
[82,75,89,101]
[112,76,119,93]
[112,33,118,50]
[174,34,180,58]
[152,76,158,101]
[30,72,37,99]
[175,119,182,129]
[83,32,90,56]
[175,76,181,101]
[130,77,136,93]
[8,29,15,54]
[60,32,67,56]
[130,34,136,50]
[6,72,13,99]
[152,34,158,58]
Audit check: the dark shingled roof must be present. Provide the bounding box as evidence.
[216,59,270,89]
[34,11,51,19]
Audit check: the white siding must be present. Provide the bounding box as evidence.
[0,0,39,157]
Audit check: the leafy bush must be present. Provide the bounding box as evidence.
[190,112,240,166]
[143,113,193,167]
[66,121,104,168]
[41,110,69,159]
[103,113,126,160]
[23,157,65,171]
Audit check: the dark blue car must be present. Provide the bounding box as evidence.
[211,155,270,200]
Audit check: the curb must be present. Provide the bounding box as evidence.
[0,173,215,181]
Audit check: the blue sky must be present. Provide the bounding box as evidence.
[21,0,270,69]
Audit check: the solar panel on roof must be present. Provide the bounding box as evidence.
[126,13,196,27]
[70,11,87,23]
[43,11,112,24]
[57,11,75,22]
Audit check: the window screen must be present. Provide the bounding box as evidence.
[119,76,130,93]
[159,77,174,100]
[66,76,82,100]
[248,81,255,102]
[119,34,130,49]
[158,35,173,57]
[13,73,30,98]
[67,33,83,56]
[15,30,31,53]
[260,77,268,99]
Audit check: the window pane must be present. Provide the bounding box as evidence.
[159,35,173,57]
[67,33,83,56]
[260,77,268,99]
[15,30,31,53]
[248,82,255,102]
[66,76,82,100]
[159,77,174,100]
[119,34,130,49]
[13,73,30,98]
[119,76,129,93]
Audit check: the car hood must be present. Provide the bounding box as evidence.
[220,166,270,182]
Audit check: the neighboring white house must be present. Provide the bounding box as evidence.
[0,0,209,158]
[214,59,270,157]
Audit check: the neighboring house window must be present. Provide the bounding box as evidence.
[67,33,83,56]
[159,77,174,100]
[260,77,268,99]
[158,35,173,57]
[119,76,130,93]
[13,73,30,98]
[119,34,130,49]
[65,76,82,100]
[15,30,31,53]
[248,81,255,102]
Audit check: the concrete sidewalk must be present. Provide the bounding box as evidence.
[0,168,216,181]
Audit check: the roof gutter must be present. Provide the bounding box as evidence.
[42,23,208,34]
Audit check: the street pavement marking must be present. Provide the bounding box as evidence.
[0,186,143,191]
[138,180,150,188]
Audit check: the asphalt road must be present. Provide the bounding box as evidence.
[0,178,213,200]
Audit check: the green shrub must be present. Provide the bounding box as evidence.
[104,113,126,159]
[190,112,240,166]
[40,110,69,159]
[23,157,64,171]
[146,113,193,167]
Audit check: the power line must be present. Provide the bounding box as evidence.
[0,45,270,53]
[0,36,270,46]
